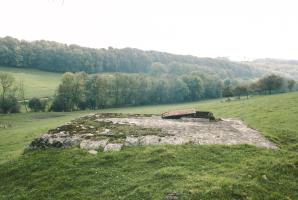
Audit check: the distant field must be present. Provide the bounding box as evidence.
[0,92,297,199]
[0,66,62,98]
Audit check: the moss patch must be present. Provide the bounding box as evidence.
[47,113,163,144]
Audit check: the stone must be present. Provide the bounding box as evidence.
[139,135,161,145]
[48,137,66,145]
[80,139,108,150]
[125,136,139,146]
[99,129,113,136]
[28,137,51,150]
[88,150,98,155]
[81,133,94,138]
[64,136,82,146]
[55,131,69,137]
[41,133,51,140]
[104,143,123,152]
[159,136,189,145]
[165,193,179,200]
[262,174,268,181]
[28,133,83,150]
[28,114,277,152]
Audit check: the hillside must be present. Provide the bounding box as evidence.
[245,58,298,80]
[0,66,61,98]
[0,92,297,199]
[0,36,264,79]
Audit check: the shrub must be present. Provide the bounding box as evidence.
[28,98,46,112]
[49,97,65,112]
[0,96,20,113]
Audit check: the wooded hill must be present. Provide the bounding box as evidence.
[245,58,298,80]
[0,36,264,79]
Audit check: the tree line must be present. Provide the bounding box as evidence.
[50,73,296,112]
[0,36,263,79]
[50,72,223,111]
[222,74,296,99]
[0,71,296,113]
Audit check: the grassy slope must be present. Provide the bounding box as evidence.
[0,66,61,98]
[0,93,298,199]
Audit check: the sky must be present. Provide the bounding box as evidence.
[1,0,298,61]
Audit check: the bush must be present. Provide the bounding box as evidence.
[49,97,65,112]
[28,98,46,112]
[0,96,20,114]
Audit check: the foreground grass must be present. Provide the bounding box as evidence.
[0,92,298,199]
[0,66,61,98]
[0,112,88,164]
[0,146,297,199]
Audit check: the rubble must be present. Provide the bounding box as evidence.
[27,112,277,154]
[80,139,108,150]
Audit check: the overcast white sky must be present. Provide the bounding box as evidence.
[1,0,298,60]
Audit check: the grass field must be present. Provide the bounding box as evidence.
[0,66,62,98]
[0,92,297,199]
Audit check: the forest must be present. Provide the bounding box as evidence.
[49,73,297,111]
[0,36,296,113]
[0,36,263,79]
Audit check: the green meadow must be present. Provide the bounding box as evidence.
[0,66,62,98]
[0,92,297,199]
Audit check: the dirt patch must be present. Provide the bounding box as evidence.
[28,113,277,153]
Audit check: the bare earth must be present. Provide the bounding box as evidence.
[96,116,277,149]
